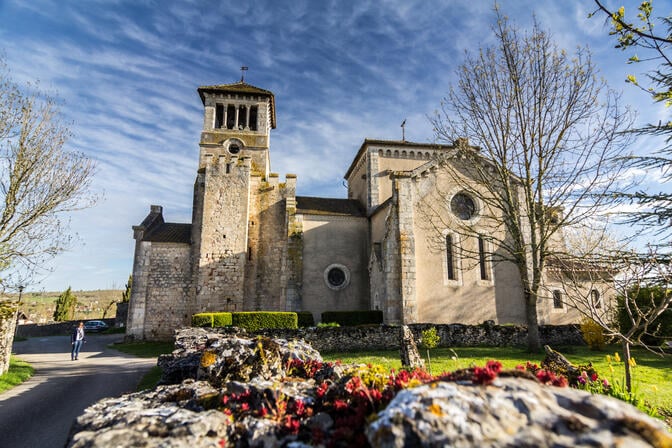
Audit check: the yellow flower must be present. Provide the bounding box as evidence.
[628,358,637,367]
[614,352,621,363]
[200,350,217,368]
[606,355,612,363]
[429,403,444,417]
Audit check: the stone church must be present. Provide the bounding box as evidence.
[127,81,598,340]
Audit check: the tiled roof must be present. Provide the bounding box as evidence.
[296,196,365,217]
[197,81,276,128]
[144,223,192,244]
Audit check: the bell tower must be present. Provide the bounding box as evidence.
[191,80,279,314]
[197,81,276,176]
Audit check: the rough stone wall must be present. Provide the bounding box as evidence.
[251,174,291,311]
[194,155,251,313]
[142,242,192,341]
[0,301,17,376]
[283,176,301,311]
[15,319,115,338]
[245,322,584,352]
[126,239,151,340]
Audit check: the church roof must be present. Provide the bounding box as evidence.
[197,81,276,128]
[344,139,456,180]
[296,196,366,217]
[143,223,192,244]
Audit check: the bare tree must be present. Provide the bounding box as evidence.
[427,10,634,351]
[0,57,96,285]
[557,250,671,392]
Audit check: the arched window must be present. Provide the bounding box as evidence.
[553,290,563,309]
[591,289,602,309]
[446,234,456,280]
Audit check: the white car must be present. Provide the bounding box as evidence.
[83,320,109,332]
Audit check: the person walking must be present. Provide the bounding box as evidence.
[71,322,85,360]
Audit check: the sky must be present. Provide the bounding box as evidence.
[0,0,669,292]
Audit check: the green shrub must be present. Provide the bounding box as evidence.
[297,311,315,328]
[320,310,383,326]
[580,317,606,350]
[232,312,298,331]
[617,286,672,345]
[317,322,340,328]
[191,312,232,328]
[213,313,233,327]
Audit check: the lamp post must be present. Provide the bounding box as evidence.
[13,285,25,338]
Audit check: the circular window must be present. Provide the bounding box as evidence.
[323,264,350,290]
[451,192,476,220]
[228,144,240,155]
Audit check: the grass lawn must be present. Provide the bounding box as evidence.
[0,356,34,393]
[110,341,174,358]
[323,345,672,413]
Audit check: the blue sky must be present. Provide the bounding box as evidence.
[0,0,669,292]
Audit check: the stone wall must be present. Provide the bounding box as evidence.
[15,318,116,338]
[144,243,192,341]
[251,322,583,352]
[0,301,17,375]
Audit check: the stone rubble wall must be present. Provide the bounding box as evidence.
[0,301,17,375]
[251,321,583,352]
[15,318,116,338]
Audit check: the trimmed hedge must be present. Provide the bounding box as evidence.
[321,310,383,326]
[297,311,315,328]
[191,312,233,328]
[232,312,298,331]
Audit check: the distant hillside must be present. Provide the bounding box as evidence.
[7,289,124,324]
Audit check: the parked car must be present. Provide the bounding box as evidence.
[83,320,109,332]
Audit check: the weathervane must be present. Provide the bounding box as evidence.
[240,66,248,82]
[401,118,407,141]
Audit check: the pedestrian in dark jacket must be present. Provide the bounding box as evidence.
[71,322,85,360]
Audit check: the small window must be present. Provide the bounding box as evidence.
[215,104,224,128]
[553,290,563,309]
[238,105,247,129]
[226,105,236,129]
[591,289,602,309]
[249,106,258,131]
[478,235,488,280]
[228,144,240,155]
[446,234,455,280]
[451,192,476,220]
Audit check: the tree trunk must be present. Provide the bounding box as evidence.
[622,339,632,393]
[526,289,541,352]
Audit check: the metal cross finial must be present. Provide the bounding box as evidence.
[240,66,249,82]
[401,118,407,141]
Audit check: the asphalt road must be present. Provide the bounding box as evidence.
[0,333,158,448]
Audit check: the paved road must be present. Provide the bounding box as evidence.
[0,333,158,448]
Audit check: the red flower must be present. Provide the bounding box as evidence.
[333,399,349,411]
[316,381,329,398]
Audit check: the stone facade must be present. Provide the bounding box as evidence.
[128,81,612,341]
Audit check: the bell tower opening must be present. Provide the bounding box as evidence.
[197,79,276,176]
